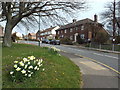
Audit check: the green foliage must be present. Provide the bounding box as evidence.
[60,37,73,45]
[94,31,109,44]
[115,36,120,44]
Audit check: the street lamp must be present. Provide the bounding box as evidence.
[112,38,115,51]
[38,12,40,46]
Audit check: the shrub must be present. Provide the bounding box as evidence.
[60,37,73,45]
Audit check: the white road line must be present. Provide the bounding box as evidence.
[93,53,118,59]
[67,48,84,52]
[104,55,118,59]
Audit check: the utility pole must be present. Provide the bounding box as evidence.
[112,0,116,51]
[113,0,116,39]
[38,12,40,46]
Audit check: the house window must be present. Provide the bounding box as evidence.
[81,25,84,30]
[81,34,85,39]
[70,28,73,32]
[61,30,63,33]
[65,29,67,33]
[75,27,78,30]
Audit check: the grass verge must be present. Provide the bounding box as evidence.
[2,43,82,88]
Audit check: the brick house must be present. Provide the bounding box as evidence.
[56,15,107,43]
[36,26,60,40]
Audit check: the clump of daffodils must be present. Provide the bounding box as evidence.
[10,56,44,82]
[49,46,60,52]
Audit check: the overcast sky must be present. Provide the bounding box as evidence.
[0,0,115,35]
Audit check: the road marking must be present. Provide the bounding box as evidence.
[93,53,118,59]
[79,61,107,70]
[67,47,84,52]
[75,54,120,75]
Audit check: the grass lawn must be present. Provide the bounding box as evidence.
[2,43,82,88]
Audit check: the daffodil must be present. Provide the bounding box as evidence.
[21,69,26,74]
[24,64,28,69]
[14,64,18,68]
[28,56,35,60]
[14,61,18,63]
[23,58,28,62]
[25,74,27,76]
[42,68,45,71]
[37,68,39,70]
[19,61,24,66]
[28,74,31,77]
[16,67,21,71]
[34,66,38,70]
[10,71,14,74]
[28,66,33,69]
[28,62,30,65]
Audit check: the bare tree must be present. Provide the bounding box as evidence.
[0,1,86,47]
[100,1,120,37]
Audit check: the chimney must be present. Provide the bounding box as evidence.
[94,14,97,22]
[73,19,77,23]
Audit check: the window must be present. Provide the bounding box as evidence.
[75,27,78,30]
[81,34,85,39]
[81,25,84,30]
[65,29,67,33]
[70,28,73,32]
[61,30,62,33]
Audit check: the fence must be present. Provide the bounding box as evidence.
[86,43,120,52]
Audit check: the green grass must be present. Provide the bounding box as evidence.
[2,43,82,88]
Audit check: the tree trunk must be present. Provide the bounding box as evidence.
[3,22,13,47]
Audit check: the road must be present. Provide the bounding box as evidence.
[18,40,119,74]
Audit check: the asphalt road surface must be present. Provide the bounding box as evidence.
[18,40,119,74]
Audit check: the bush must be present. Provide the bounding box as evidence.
[60,37,73,45]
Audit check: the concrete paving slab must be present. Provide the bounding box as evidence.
[59,52,119,88]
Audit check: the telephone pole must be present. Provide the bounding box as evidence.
[113,0,116,39]
[112,0,116,51]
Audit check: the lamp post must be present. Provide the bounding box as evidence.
[38,12,40,46]
[112,38,115,51]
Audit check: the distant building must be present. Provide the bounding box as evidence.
[0,25,4,38]
[0,25,4,42]
[36,26,60,40]
[28,33,36,40]
[55,15,107,43]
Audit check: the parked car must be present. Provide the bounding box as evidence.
[42,39,46,43]
[50,40,60,45]
[45,39,51,44]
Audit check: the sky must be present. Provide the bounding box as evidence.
[0,0,115,35]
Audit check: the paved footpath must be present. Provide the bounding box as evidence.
[59,51,119,88]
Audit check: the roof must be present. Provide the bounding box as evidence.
[40,27,55,33]
[28,33,36,36]
[106,30,118,36]
[56,18,102,30]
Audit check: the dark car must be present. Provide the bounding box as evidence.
[45,39,51,44]
[50,40,60,45]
